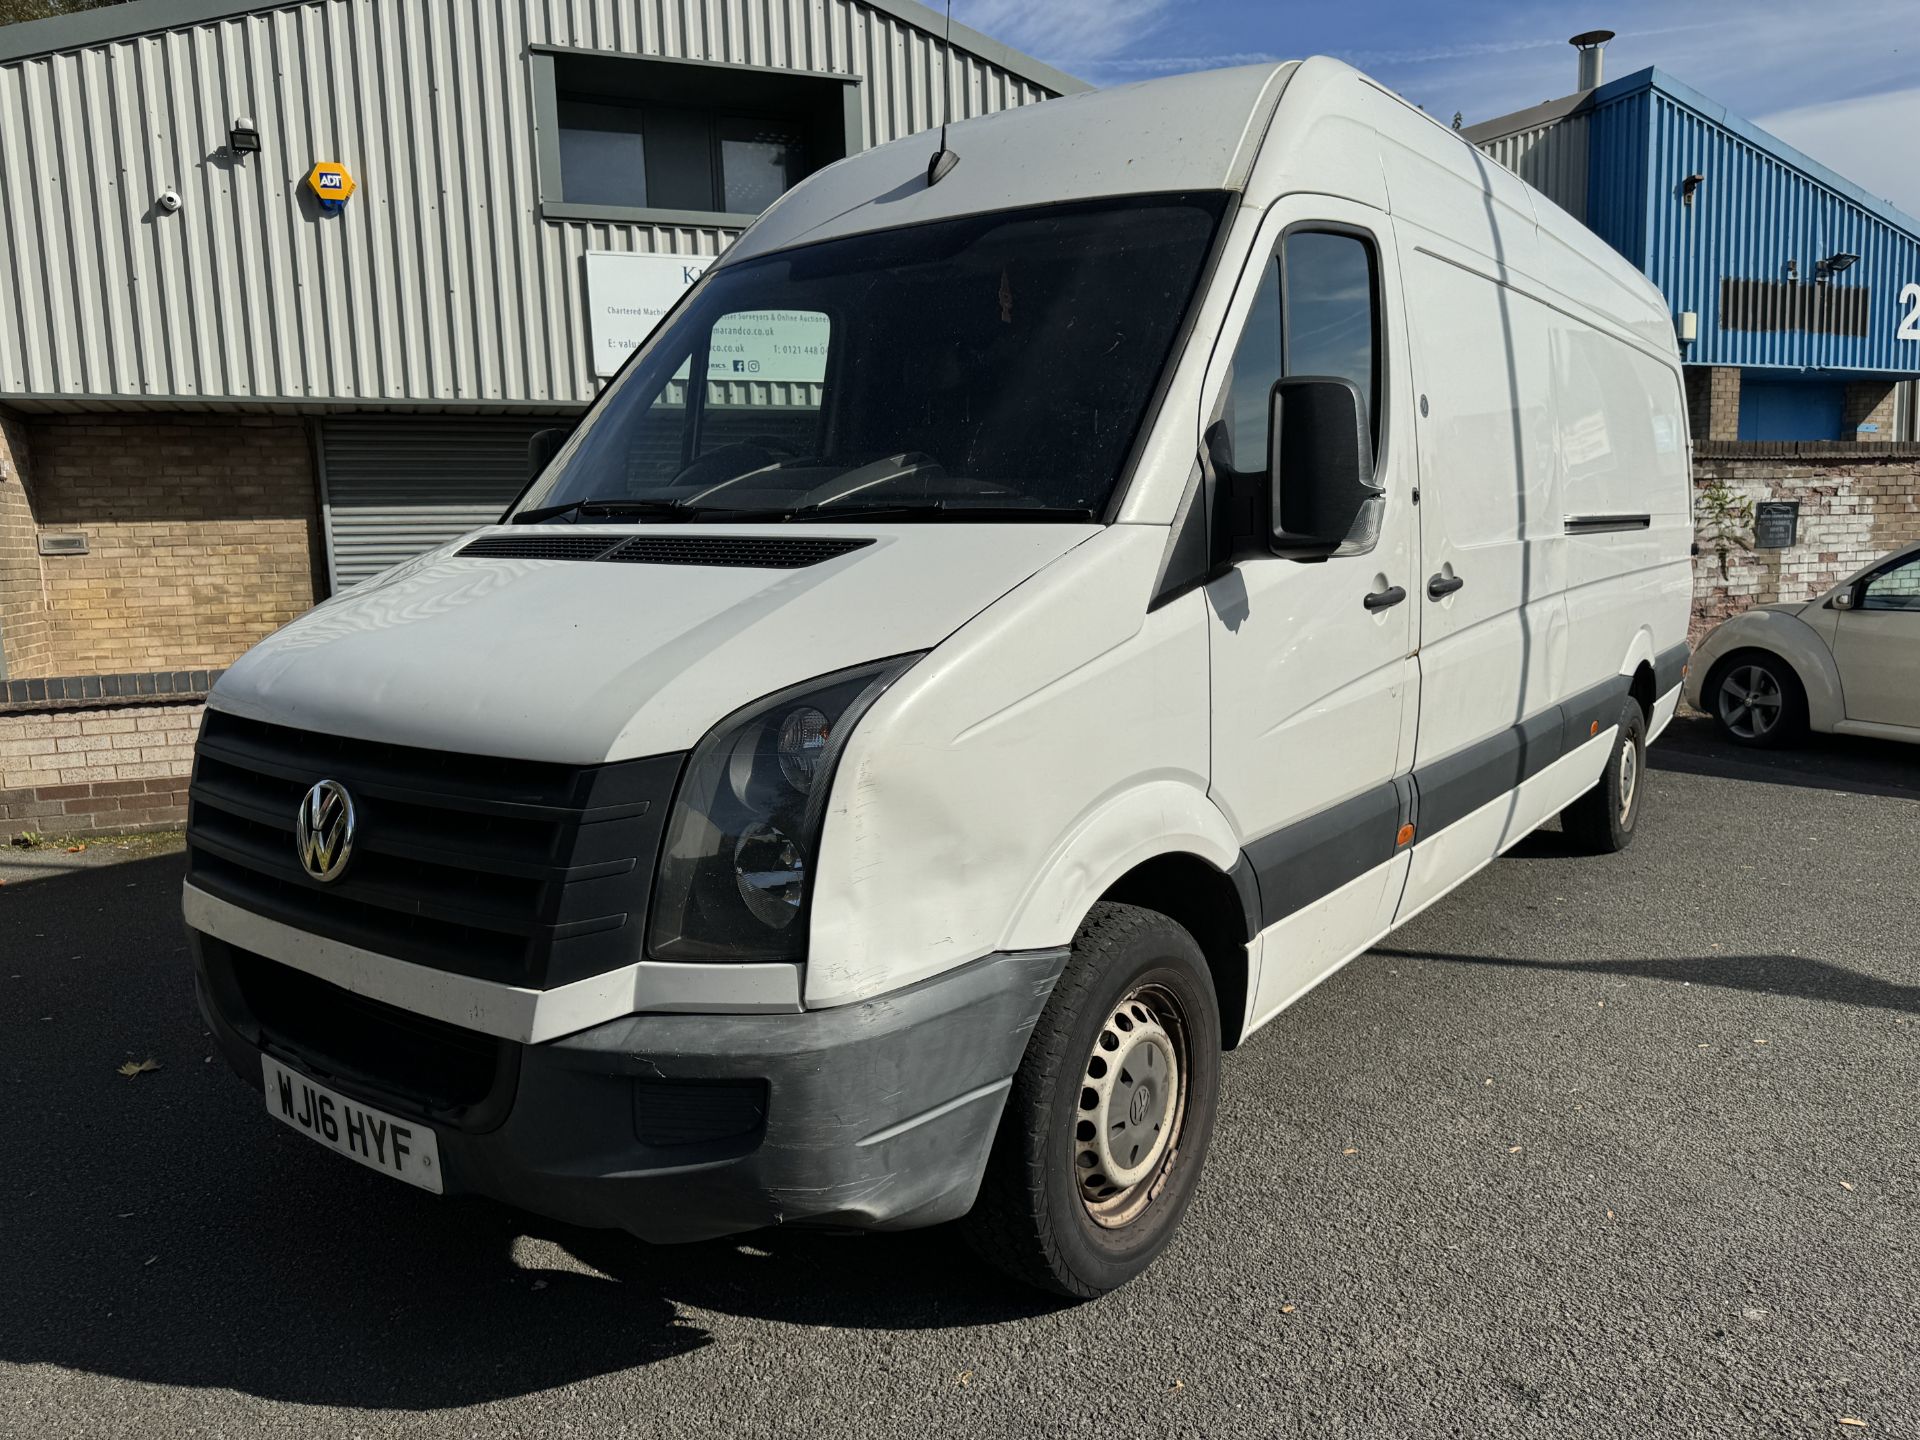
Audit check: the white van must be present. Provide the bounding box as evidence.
[185,59,1692,1297]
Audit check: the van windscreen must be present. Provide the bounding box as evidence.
[517,191,1231,524]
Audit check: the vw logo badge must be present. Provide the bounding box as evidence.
[295,779,355,883]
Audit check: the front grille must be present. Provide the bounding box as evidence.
[225,944,507,1117]
[456,533,872,569]
[187,711,681,989]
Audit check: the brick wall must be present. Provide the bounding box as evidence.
[24,415,320,673]
[0,408,52,679]
[1692,446,1920,641]
[0,701,202,839]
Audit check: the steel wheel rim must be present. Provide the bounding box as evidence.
[1719,664,1783,739]
[1618,731,1639,824]
[1075,983,1191,1229]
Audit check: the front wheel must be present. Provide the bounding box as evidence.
[963,903,1220,1299]
[1560,696,1648,854]
[1707,651,1808,748]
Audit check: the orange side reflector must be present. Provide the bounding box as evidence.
[1590,720,1600,736]
[1396,823,1416,847]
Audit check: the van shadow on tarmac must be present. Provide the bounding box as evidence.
[0,853,1054,1412]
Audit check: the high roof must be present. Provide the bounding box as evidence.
[0,0,1089,96]
[725,63,1298,264]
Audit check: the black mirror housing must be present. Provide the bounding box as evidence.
[528,425,575,480]
[1267,376,1381,557]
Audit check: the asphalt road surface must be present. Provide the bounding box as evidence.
[2,715,1916,1438]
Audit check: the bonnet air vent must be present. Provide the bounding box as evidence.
[603,536,873,569]
[458,534,873,569]
[458,536,625,561]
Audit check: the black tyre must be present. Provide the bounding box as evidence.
[1705,650,1808,749]
[1560,696,1648,854]
[963,902,1221,1299]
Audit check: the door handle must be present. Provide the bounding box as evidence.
[1427,573,1465,600]
[1363,584,1407,612]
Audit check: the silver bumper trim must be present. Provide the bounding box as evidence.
[182,882,804,1043]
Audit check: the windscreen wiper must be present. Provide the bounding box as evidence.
[511,498,701,526]
[779,500,1101,523]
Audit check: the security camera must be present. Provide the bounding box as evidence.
[157,189,183,214]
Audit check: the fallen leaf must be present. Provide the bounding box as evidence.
[1837,1419,1867,1429]
[1280,1305,1297,1314]
[1754,1038,1768,1045]
[1508,1145,1523,1153]
[955,1370,973,1387]
[1606,1209,1615,1220]
[117,1058,161,1078]
[65,845,84,853]
[1342,1148,1358,1155]
[1839,1182,1855,1193]
[1167,1380,1185,1392]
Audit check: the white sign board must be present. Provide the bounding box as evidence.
[584,252,715,378]
[706,310,832,385]
[585,253,833,385]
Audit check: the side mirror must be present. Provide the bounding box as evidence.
[1832,587,1856,611]
[1268,376,1382,557]
[528,425,575,480]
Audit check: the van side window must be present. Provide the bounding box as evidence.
[1216,261,1282,473]
[1282,230,1379,452]
[1213,228,1381,475]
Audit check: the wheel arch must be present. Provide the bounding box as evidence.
[1096,852,1258,1052]
[1698,614,1845,731]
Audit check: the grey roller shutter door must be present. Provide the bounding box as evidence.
[318,416,561,590]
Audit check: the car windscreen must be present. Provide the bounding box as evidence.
[515,191,1231,524]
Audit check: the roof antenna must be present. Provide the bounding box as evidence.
[926,0,960,185]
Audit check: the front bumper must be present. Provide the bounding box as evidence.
[193,933,1065,1243]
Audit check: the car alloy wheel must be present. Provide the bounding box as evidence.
[1718,663,1784,740]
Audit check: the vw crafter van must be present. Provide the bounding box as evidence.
[187,59,1692,1297]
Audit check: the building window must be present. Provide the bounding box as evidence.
[536,49,861,225]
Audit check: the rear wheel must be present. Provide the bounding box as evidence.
[1707,651,1807,748]
[963,903,1220,1299]
[1560,696,1648,854]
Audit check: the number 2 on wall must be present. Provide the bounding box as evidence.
[1900,283,1920,341]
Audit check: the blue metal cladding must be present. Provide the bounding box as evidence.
[1581,69,1920,377]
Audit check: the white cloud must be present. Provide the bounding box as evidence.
[1757,87,1920,223]
[953,0,1177,67]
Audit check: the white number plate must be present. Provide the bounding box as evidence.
[261,1054,443,1194]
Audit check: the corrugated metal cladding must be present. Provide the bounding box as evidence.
[317,415,558,587]
[0,0,1057,410]
[1475,112,1589,222]
[1631,87,1920,373]
[1474,71,1920,377]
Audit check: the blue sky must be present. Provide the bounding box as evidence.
[955,0,1920,219]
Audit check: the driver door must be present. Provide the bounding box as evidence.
[1201,197,1419,1029]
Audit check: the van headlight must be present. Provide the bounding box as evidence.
[649,655,920,962]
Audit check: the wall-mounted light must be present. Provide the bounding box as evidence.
[1785,258,1799,282]
[1815,251,1859,282]
[1676,310,1699,344]
[229,116,261,155]
[1681,172,1705,206]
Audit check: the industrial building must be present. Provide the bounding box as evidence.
[0,0,1076,689]
[1467,33,1920,634]
[1466,34,1920,443]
